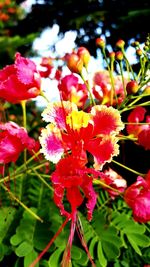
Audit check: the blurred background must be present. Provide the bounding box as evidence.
[0,0,150,67]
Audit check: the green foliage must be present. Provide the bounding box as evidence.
[0,171,150,266]
[0,33,38,67]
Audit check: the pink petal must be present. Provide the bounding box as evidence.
[41,101,77,128]
[39,124,64,163]
[15,52,37,84]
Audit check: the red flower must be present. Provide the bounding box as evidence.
[51,155,97,221]
[92,70,127,106]
[127,106,150,150]
[138,129,150,150]
[39,57,54,78]
[58,74,88,108]
[124,175,150,223]
[40,101,124,170]
[100,168,127,198]
[0,52,41,103]
[0,121,38,164]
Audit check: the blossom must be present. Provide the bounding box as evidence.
[126,106,150,150]
[39,57,54,78]
[124,175,150,223]
[58,74,88,108]
[51,154,98,266]
[40,101,124,170]
[92,70,127,106]
[51,154,97,221]
[0,52,41,103]
[0,121,38,164]
[100,168,127,198]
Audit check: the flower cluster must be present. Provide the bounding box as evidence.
[0,36,150,266]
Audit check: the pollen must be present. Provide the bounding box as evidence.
[66,110,90,130]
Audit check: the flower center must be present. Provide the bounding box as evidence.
[66,110,90,130]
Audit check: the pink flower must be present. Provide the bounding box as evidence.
[58,74,88,108]
[100,168,127,198]
[0,52,41,103]
[40,101,124,170]
[124,175,150,223]
[0,121,38,164]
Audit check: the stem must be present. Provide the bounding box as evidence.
[119,61,126,97]
[40,90,50,103]
[112,160,145,177]
[1,184,43,222]
[29,217,69,267]
[109,59,117,106]
[121,49,136,80]
[32,169,53,192]
[15,150,41,173]
[119,100,150,114]
[80,72,96,106]
[21,100,27,165]
[93,179,122,194]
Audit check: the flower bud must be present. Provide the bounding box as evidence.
[143,45,149,51]
[116,39,125,49]
[96,37,105,48]
[109,51,115,60]
[136,48,143,56]
[126,80,139,94]
[66,53,83,74]
[115,51,123,61]
[77,47,91,68]
[131,41,139,47]
[143,86,150,94]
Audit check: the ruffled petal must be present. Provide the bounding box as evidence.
[91,105,124,135]
[41,101,77,128]
[86,135,119,170]
[39,124,64,163]
[82,175,97,221]
[15,52,38,84]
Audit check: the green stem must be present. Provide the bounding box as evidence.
[32,169,53,192]
[109,59,117,106]
[112,160,145,177]
[119,61,127,97]
[93,179,123,194]
[80,71,96,106]
[121,49,136,80]
[21,100,27,165]
[29,217,69,267]
[40,90,50,103]
[1,184,43,222]
[15,150,41,173]
[119,100,150,114]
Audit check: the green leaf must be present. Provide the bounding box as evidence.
[0,207,16,243]
[102,240,120,260]
[89,236,98,258]
[48,247,64,267]
[127,233,150,247]
[24,249,39,267]
[97,241,107,267]
[15,241,33,257]
[127,235,142,255]
[72,246,89,266]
